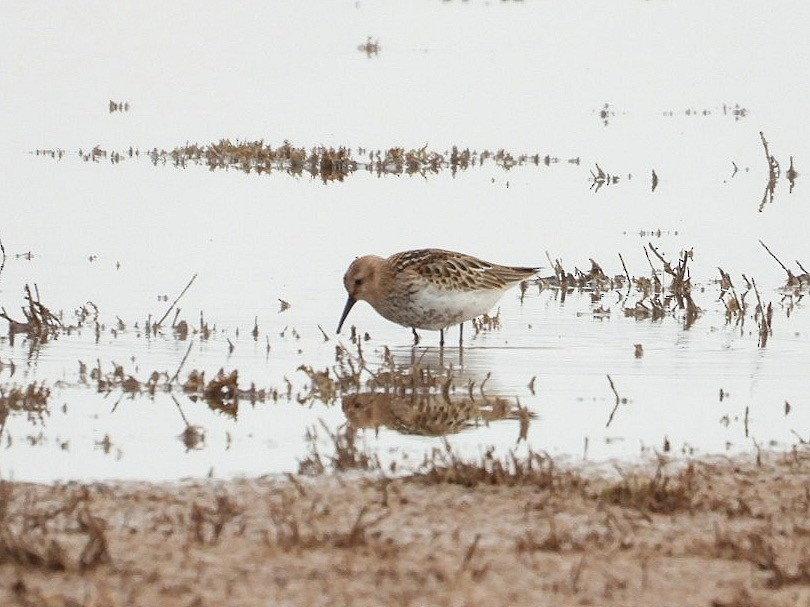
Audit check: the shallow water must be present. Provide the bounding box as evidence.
[1,1,808,481]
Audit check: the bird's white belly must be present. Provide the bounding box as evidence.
[396,285,505,330]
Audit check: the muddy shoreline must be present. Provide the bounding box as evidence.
[1,448,808,607]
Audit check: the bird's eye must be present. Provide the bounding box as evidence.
[354,278,363,286]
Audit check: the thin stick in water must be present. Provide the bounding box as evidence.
[156,273,198,327]
[170,393,191,428]
[169,340,194,384]
[618,252,631,292]
[605,374,622,428]
[758,240,792,275]
[0,233,6,280]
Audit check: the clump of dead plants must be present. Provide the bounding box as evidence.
[189,494,243,545]
[415,443,583,490]
[413,443,711,517]
[714,240,808,349]
[298,420,381,476]
[0,382,50,434]
[710,524,810,589]
[83,360,269,419]
[525,246,702,329]
[757,131,800,209]
[0,482,110,572]
[0,284,61,343]
[266,490,391,554]
[183,368,268,417]
[527,255,619,298]
[471,310,501,334]
[758,239,810,291]
[717,271,774,347]
[589,163,621,191]
[623,243,700,328]
[36,140,579,183]
[598,460,699,514]
[357,36,380,57]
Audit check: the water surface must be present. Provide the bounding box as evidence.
[1,0,808,481]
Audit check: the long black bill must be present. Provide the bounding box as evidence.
[336,296,357,333]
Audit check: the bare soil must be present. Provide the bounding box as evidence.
[1,448,808,607]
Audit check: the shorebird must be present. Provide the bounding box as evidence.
[336,248,538,347]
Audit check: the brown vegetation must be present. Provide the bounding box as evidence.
[0,447,807,606]
[0,285,61,344]
[32,140,579,182]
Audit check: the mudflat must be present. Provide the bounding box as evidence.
[1,447,808,607]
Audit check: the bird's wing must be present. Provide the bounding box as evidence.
[389,249,537,292]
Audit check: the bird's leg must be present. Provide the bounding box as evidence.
[412,328,420,345]
[459,322,464,348]
[439,329,445,348]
